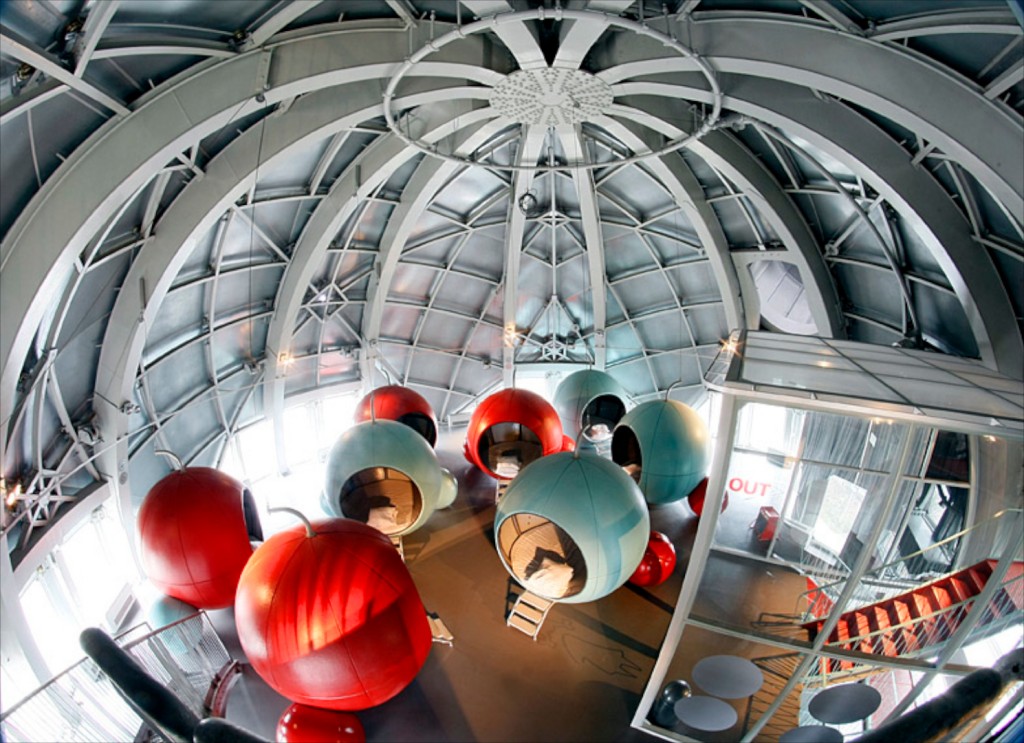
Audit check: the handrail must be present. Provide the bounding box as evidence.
[797,508,1023,614]
[1,611,233,743]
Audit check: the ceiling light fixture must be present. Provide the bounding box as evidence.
[382,8,722,171]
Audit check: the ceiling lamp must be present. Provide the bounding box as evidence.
[382,8,722,171]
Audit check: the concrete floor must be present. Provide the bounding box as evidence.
[215,429,810,742]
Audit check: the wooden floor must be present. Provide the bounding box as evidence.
[214,428,809,742]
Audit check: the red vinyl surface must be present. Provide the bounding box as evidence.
[463,388,564,480]
[354,385,437,446]
[628,531,677,587]
[686,478,728,517]
[137,468,254,609]
[276,703,365,742]
[235,519,432,711]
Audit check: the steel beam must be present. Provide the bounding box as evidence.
[611,75,1021,375]
[1,21,495,466]
[0,28,129,116]
[594,15,1024,216]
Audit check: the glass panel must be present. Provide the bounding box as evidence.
[20,570,81,676]
[734,402,804,457]
[283,404,316,468]
[926,431,969,482]
[801,413,870,468]
[857,360,955,383]
[218,437,244,479]
[713,450,796,556]
[235,420,276,481]
[881,376,1015,417]
[59,511,133,629]
[863,420,910,472]
[320,391,358,447]
[902,427,935,476]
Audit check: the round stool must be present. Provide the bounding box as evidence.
[692,655,764,699]
[780,724,844,742]
[673,696,737,732]
[808,683,882,724]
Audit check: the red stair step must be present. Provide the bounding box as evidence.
[849,613,874,654]
[889,599,922,652]
[963,567,988,595]
[866,607,898,656]
[944,576,974,604]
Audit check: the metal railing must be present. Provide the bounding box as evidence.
[797,509,1022,618]
[1,612,231,743]
[811,573,1023,665]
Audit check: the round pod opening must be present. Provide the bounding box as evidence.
[354,385,438,447]
[478,422,543,479]
[497,514,587,600]
[242,487,264,544]
[611,400,710,505]
[553,369,630,445]
[338,467,422,536]
[611,426,643,483]
[495,452,649,604]
[323,420,446,537]
[397,412,437,447]
[582,394,627,442]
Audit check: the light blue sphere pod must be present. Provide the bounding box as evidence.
[438,467,458,509]
[611,400,709,505]
[147,595,202,656]
[553,370,630,443]
[322,419,448,537]
[494,451,649,604]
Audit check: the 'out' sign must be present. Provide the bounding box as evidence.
[728,478,771,497]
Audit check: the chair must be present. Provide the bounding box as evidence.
[79,627,270,743]
[80,627,200,743]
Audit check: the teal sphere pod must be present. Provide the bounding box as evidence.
[322,419,453,537]
[494,451,649,604]
[611,400,710,505]
[553,370,630,444]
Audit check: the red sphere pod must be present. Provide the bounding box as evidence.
[628,531,677,587]
[354,386,437,447]
[137,468,255,609]
[464,389,564,480]
[276,704,365,743]
[686,478,729,517]
[561,434,576,453]
[235,519,432,711]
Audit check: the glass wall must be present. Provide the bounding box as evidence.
[710,402,980,586]
[15,499,137,681]
[219,389,359,535]
[635,390,1022,742]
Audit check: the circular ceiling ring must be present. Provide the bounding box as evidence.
[382,8,723,171]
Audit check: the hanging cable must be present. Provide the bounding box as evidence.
[248,112,269,364]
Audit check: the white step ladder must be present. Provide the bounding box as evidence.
[390,534,404,561]
[506,591,554,640]
[427,612,454,646]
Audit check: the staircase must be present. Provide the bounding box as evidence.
[506,591,554,640]
[802,560,1023,672]
[749,654,803,739]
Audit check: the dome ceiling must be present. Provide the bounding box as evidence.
[0,0,1021,551]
